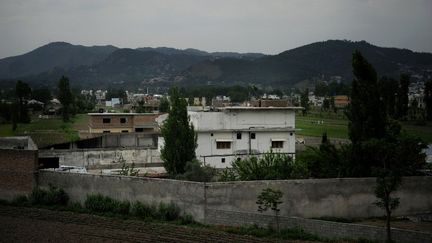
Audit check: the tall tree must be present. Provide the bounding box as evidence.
[425,80,432,121]
[378,77,398,118]
[346,50,387,144]
[396,74,410,119]
[58,76,73,122]
[300,88,309,115]
[160,87,197,175]
[15,80,31,123]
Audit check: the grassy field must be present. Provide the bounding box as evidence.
[0,114,88,147]
[296,111,432,143]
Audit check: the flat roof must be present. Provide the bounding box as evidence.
[222,106,303,110]
[88,113,159,116]
[196,127,295,133]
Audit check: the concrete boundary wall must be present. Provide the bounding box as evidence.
[38,171,432,242]
[206,209,432,243]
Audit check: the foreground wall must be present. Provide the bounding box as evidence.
[39,171,432,220]
[38,171,205,221]
[206,177,432,218]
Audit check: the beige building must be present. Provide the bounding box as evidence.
[88,113,159,134]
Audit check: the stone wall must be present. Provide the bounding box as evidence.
[0,137,38,200]
[39,147,161,168]
[38,171,432,242]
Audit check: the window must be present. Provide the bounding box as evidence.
[290,132,293,136]
[135,128,144,132]
[251,133,256,139]
[216,141,231,149]
[221,158,225,163]
[102,118,111,123]
[211,133,214,137]
[120,118,127,123]
[121,130,129,133]
[103,130,111,133]
[236,132,242,139]
[271,141,284,148]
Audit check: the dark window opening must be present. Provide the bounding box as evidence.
[271,141,284,148]
[211,133,214,136]
[38,157,59,169]
[290,132,293,136]
[216,141,231,149]
[121,130,129,133]
[251,133,256,139]
[135,128,144,132]
[102,118,111,123]
[221,158,226,163]
[120,118,127,123]
[236,132,242,139]
[103,130,111,133]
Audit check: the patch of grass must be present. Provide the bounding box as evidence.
[223,225,323,241]
[29,185,69,206]
[84,194,130,215]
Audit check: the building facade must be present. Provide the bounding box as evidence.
[88,113,159,134]
[157,107,300,168]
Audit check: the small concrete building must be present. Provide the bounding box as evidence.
[88,113,159,134]
[158,107,301,168]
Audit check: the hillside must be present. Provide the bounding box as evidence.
[182,40,432,85]
[0,42,118,79]
[1,40,431,89]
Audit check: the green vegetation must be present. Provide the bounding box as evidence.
[219,151,308,181]
[256,188,284,232]
[161,87,197,176]
[11,185,68,207]
[175,160,217,182]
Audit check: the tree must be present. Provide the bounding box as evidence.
[346,50,387,145]
[256,188,284,233]
[425,80,432,121]
[159,97,170,112]
[379,77,398,118]
[396,74,410,120]
[15,80,31,123]
[31,88,52,106]
[300,88,309,115]
[58,76,73,122]
[160,87,197,175]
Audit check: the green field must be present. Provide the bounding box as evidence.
[296,111,432,143]
[0,114,88,147]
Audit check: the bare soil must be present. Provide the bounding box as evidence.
[0,205,307,243]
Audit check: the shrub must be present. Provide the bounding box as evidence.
[11,195,29,206]
[179,214,195,225]
[158,202,180,221]
[84,194,130,215]
[132,201,158,219]
[30,185,69,206]
[175,160,216,182]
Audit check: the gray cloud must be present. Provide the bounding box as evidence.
[0,0,431,58]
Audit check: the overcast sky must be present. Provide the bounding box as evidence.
[0,0,431,58]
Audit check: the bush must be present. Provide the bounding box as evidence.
[179,214,196,225]
[158,202,180,221]
[132,201,158,219]
[175,160,216,182]
[30,185,69,206]
[11,195,30,206]
[219,151,298,181]
[84,194,130,215]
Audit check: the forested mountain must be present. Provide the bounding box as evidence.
[1,40,431,89]
[182,40,432,86]
[0,42,117,78]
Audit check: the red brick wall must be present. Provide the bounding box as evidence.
[0,149,38,200]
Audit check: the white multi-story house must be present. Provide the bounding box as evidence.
[158,107,301,168]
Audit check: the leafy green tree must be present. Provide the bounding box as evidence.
[322,98,330,111]
[300,88,309,115]
[175,160,216,182]
[15,80,31,123]
[379,77,398,118]
[58,76,73,122]
[159,97,170,112]
[346,50,387,144]
[425,80,432,121]
[396,74,410,120]
[256,188,284,233]
[161,87,197,175]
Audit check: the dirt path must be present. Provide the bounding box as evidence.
[0,205,298,243]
